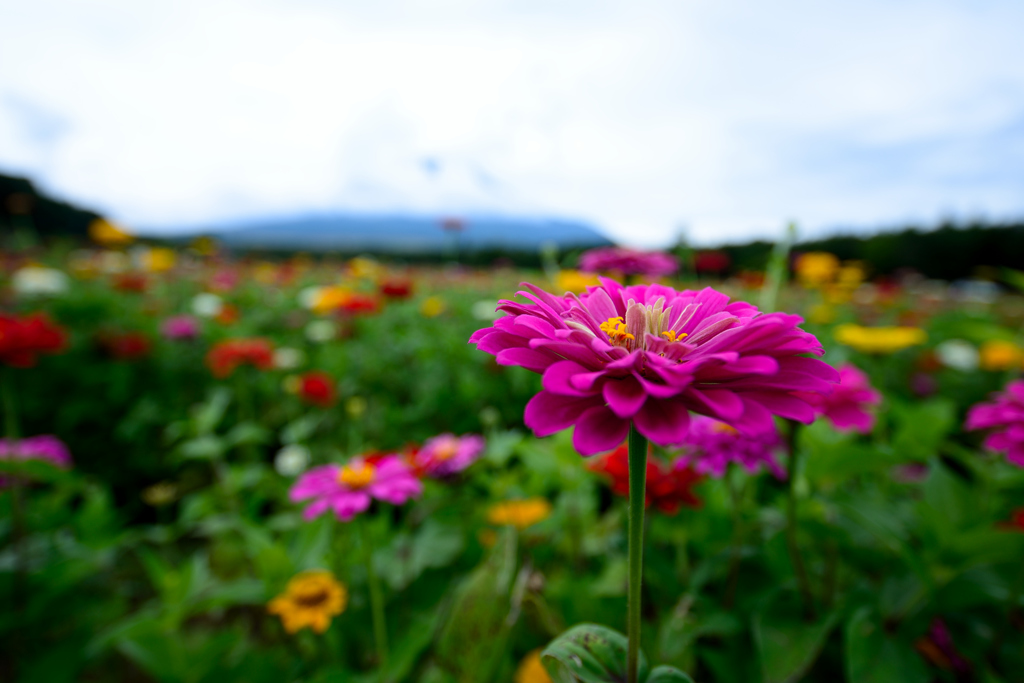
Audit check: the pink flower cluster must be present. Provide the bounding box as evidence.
[0,435,72,484]
[677,416,786,479]
[799,363,881,434]
[409,433,486,478]
[965,379,1024,466]
[579,248,679,277]
[470,280,838,455]
[288,434,485,522]
[290,455,422,521]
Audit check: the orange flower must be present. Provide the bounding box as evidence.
[267,571,347,634]
[206,338,274,378]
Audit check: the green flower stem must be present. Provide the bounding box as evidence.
[724,466,745,608]
[627,423,648,683]
[784,421,815,621]
[2,368,19,440]
[361,519,389,670]
[234,371,258,461]
[2,368,26,680]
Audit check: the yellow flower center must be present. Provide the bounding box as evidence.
[293,585,330,608]
[660,330,688,343]
[433,441,458,461]
[338,461,376,488]
[712,422,738,434]
[599,316,635,345]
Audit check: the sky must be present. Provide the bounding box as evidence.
[1,0,1022,247]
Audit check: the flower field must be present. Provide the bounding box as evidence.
[3,244,1024,683]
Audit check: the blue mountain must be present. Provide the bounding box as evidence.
[187,213,613,253]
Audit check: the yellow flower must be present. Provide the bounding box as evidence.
[795,252,840,287]
[837,262,866,287]
[267,570,347,634]
[515,650,553,683]
[142,247,176,273]
[979,339,1023,371]
[421,296,446,318]
[345,396,367,419]
[141,482,177,506]
[252,262,279,285]
[487,498,552,530]
[348,257,383,281]
[312,286,352,315]
[191,235,218,256]
[88,218,133,247]
[834,324,927,354]
[555,269,599,294]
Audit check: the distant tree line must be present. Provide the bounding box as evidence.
[5,170,1023,280]
[1,173,100,240]
[707,220,1024,281]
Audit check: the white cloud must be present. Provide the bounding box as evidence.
[1,0,1022,246]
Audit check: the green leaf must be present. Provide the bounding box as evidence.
[844,608,929,683]
[280,413,323,444]
[192,387,232,435]
[646,666,695,683]
[435,528,518,682]
[540,624,648,683]
[753,595,840,683]
[375,519,466,591]
[890,400,955,462]
[177,435,226,460]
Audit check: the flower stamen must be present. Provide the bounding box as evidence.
[338,461,376,488]
[600,316,635,345]
[661,330,688,343]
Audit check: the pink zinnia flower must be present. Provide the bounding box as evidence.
[677,416,786,479]
[161,315,200,340]
[289,454,423,521]
[965,379,1024,467]
[411,433,485,478]
[0,435,72,484]
[798,363,881,434]
[579,248,679,277]
[469,280,838,455]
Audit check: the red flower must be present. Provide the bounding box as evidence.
[340,293,380,315]
[113,273,148,293]
[379,279,413,299]
[298,371,337,407]
[98,331,152,360]
[0,313,68,368]
[215,303,240,325]
[589,444,704,514]
[206,338,274,378]
[694,250,731,274]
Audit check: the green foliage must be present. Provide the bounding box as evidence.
[4,251,1024,682]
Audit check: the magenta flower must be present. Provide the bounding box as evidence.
[0,435,72,484]
[965,379,1024,467]
[289,454,423,521]
[470,280,838,455]
[579,248,679,277]
[676,416,786,479]
[160,315,200,340]
[797,363,881,433]
[412,433,485,478]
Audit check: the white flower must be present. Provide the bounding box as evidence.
[191,293,224,318]
[97,250,129,274]
[305,319,337,343]
[298,286,324,310]
[274,445,311,476]
[273,347,305,370]
[935,339,979,372]
[471,300,502,321]
[12,267,68,296]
